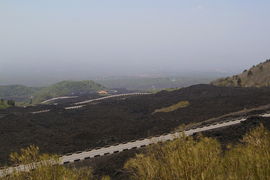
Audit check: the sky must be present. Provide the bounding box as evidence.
[0,0,270,85]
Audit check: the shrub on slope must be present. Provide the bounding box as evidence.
[125,125,270,180]
[212,59,270,87]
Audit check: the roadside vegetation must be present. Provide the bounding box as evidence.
[0,146,109,180]
[0,99,15,109]
[125,124,270,180]
[152,101,190,114]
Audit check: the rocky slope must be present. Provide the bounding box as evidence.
[211,59,270,87]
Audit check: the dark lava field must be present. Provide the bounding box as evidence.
[1,84,270,166]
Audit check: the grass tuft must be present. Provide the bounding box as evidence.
[153,101,190,114]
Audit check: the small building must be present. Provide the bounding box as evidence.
[98,90,108,95]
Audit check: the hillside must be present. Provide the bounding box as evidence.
[32,80,105,104]
[211,59,270,87]
[0,99,15,109]
[0,85,40,103]
[0,80,105,104]
[2,84,270,166]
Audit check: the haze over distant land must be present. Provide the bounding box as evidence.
[0,1,269,86]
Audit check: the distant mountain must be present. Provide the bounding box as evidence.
[32,80,105,104]
[211,59,270,87]
[0,85,40,102]
[0,80,105,104]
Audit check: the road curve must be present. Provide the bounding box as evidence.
[41,96,78,104]
[31,93,151,114]
[74,93,152,105]
[2,113,269,176]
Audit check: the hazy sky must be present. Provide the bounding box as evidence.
[1,0,270,85]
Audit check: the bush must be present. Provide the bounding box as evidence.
[0,145,100,180]
[125,125,270,180]
[0,100,12,109]
[247,70,253,76]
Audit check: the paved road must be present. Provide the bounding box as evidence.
[2,113,268,176]
[31,93,151,114]
[74,93,151,105]
[31,110,51,114]
[41,96,78,104]
[60,117,247,164]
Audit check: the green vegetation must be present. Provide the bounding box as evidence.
[0,99,15,109]
[153,101,190,114]
[0,85,39,103]
[32,80,104,104]
[125,124,270,180]
[0,145,109,180]
[0,80,105,105]
[212,59,270,87]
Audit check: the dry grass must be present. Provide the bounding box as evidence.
[0,145,109,180]
[211,59,270,87]
[153,101,190,114]
[125,124,270,180]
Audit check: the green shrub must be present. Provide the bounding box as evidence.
[0,99,12,109]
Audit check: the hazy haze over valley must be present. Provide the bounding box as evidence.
[1,0,270,86]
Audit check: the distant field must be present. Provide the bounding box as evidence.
[97,76,216,91]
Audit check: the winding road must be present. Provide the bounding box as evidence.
[31,93,151,114]
[41,96,78,104]
[1,113,268,176]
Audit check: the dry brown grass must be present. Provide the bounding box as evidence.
[0,145,109,180]
[152,101,190,114]
[125,124,270,180]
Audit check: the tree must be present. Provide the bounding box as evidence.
[7,100,15,106]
